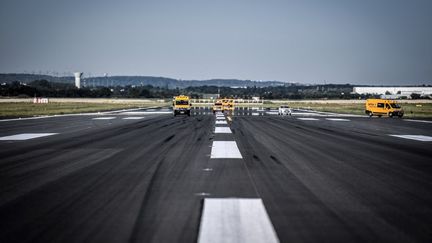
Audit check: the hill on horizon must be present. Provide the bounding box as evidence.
[0,73,288,88]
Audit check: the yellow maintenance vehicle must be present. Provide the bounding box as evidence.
[365,99,404,118]
[222,98,235,113]
[212,99,223,113]
[173,95,192,116]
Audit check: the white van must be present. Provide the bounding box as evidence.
[278,105,292,116]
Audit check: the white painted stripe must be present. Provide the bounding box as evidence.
[252,113,259,116]
[405,119,432,124]
[297,118,319,121]
[210,141,242,159]
[198,198,279,243]
[215,120,227,124]
[122,117,145,120]
[120,111,172,115]
[326,118,350,121]
[215,127,232,133]
[92,117,116,120]
[216,117,226,120]
[291,112,323,116]
[389,135,432,142]
[0,108,145,122]
[266,111,279,115]
[0,133,58,141]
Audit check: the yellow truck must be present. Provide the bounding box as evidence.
[173,95,192,116]
[365,99,404,118]
[212,99,223,113]
[222,98,235,112]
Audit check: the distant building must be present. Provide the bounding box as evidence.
[353,87,432,98]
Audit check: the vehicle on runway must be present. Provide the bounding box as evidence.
[278,105,292,116]
[212,99,223,113]
[222,98,235,113]
[173,95,192,116]
[365,99,404,118]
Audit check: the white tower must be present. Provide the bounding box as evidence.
[74,72,83,89]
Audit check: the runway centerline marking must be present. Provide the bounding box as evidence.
[297,118,319,121]
[211,141,242,159]
[92,117,116,120]
[198,198,279,243]
[0,133,58,141]
[215,127,232,133]
[389,135,432,142]
[216,120,228,124]
[326,118,350,121]
[216,117,226,120]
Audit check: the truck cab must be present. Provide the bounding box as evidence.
[212,99,223,113]
[173,95,192,116]
[222,98,234,113]
[365,99,404,118]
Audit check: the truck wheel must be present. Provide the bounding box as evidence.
[368,111,373,117]
[378,115,382,118]
[388,112,393,118]
[398,114,404,118]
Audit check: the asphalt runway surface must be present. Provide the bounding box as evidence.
[0,109,431,243]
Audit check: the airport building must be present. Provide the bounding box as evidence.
[353,87,432,97]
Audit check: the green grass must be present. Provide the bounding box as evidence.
[3,100,430,119]
[0,102,164,118]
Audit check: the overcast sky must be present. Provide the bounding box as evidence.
[0,0,431,84]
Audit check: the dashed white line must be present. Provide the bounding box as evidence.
[215,120,228,124]
[326,118,350,121]
[122,117,145,120]
[216,117,226,120]
[215,127,232,134]
[92,117,116,120]
[198,198,279,243]
[389,135,432,142]
[210,141,242,159]
[405,119,432,124]
[297,118,319,121]
[0,133,58,141]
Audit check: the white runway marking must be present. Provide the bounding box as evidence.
[291,112,324,116]
[215,120,227,124]
[389,135,432,142]
[198,198,279,243]
[326,118,350,121]
[0,133,58,141]
[92,117,116,120]
[122,117,145,120]
[211,141,242,159]
[120,111,172,115]
[405,119,432,124]
[252,113,259,116]
[297,118,319,121]
[216,117,226,120]
[215,127,232,134]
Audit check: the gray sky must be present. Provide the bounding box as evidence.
[0,0,431,84]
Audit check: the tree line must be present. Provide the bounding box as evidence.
[2,79,424,99]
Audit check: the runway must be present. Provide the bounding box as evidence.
[0,109,431,242]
